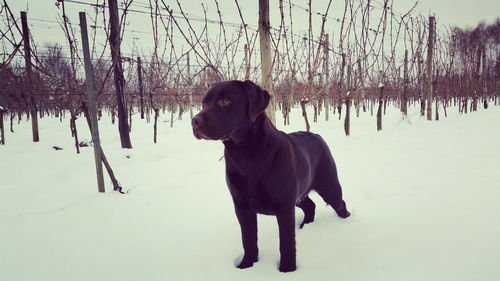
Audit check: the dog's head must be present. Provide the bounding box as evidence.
[192,80,270,141]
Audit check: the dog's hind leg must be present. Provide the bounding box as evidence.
[315,183,350,218]
[313,163,350,219]
[296,196,316,229]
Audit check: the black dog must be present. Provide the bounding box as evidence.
[192,80,350,272]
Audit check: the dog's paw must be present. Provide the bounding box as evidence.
[334,201,351,218]
[278,262,296,273]
[336,209,350,218]
[237,255,258,269]
[299,216,314,229]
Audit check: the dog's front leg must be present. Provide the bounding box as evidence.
[276,207,296,272]
[234,205,258,269]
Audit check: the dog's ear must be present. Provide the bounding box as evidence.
[242,80,270,121]
[209,81,223,89]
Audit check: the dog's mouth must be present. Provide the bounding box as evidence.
[194,131,209,140]
[193,129,229,141]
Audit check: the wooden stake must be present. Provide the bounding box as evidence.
[108,0,132,148]
[137,57,145,119]
[187,52,193,120]
[402,49,408,116]
[258,0,276,124]
[20,12,39,142]
[0,107,4,145]
[244,44,250,80]
[344,64,351,136]
[79,12,105,193]
[377,70,383,131]
[323,34,330,121]
[426,16,435,121]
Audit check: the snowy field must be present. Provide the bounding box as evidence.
[1,104,499,281]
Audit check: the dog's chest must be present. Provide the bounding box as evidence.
[225,160,280,214]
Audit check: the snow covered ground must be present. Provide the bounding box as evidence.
[1,104,499,281]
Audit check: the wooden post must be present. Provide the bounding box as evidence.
[402,49,408,116]
[426,16,435,120]
[290,61,296,111]
[0,106,4,145]
[435,66,439,120]
[377,70,384,131]
[473,46,483,111]
[344,64,351,136]
[323,34,330,121]
[244,44,250,80]
[338,53,346,120]
[300,98,310,132]
[418,52,425,116]
[0,88,4,144]
[20,12,39,142]
[481,45,487,109]
[108,0,132,148]
[283,76,290,126]
[258,0,276,124]
[187,52,193,120]
[137,56,145,119]
[358,59,366,114]
[80,12,105,193]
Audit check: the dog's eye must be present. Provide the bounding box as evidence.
[217,98,232,107]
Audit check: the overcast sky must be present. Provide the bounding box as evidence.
[2,0,499,59]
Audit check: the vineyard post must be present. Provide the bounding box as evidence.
[0,81,4,144]
[244,44,250,80]
[108,0,132,148]
[338,53,346,120]
[472,46,480,111]
[357,58,366,114]
[418,52,425,116]
[284,76,289,126]
[323,34,330,121]
[258,0,276,124]
[0,106,4,145]
[20,12,39,142]
[435,66,439,120]
[402,49,408,117]
[426,16,435,120]
[79,12,105,193]
[137,56,145,119]
[481,45,487,109]
[344,64,351,136]
[187,52,193,120]
[377,70,384,131]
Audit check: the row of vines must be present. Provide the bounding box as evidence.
[1,0,499,146]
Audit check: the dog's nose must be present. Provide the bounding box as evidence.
[192,115,203,129]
